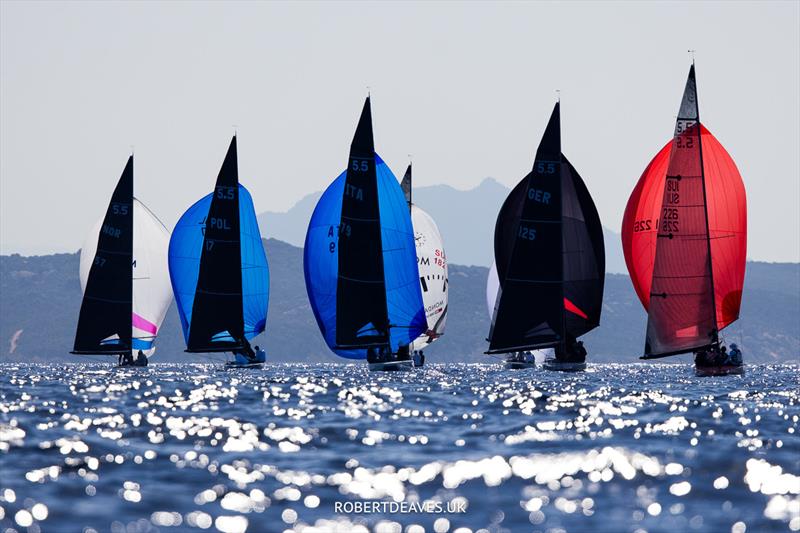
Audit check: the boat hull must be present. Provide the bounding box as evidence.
[369,360,414,372]
[504,361,536,370]
[542,360,587,372]
[695,364,744,377]
[223,361,264,370]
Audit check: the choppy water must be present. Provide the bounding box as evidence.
[0,363,798,533]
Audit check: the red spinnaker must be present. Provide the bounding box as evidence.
[621,125,747,334]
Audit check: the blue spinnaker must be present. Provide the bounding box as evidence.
[304,154,426,359]
[168,185,269,345]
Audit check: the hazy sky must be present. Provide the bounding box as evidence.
[1,1,798,262]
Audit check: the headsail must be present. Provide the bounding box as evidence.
[168,136,269,352]
[304,98,426,359]
[73,157,134,355]
[622,65,746,358]
[488,103,564,353]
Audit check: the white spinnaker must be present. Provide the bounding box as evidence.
[409,204,448,352]
[486,260,551,361]
[79,198,172,357]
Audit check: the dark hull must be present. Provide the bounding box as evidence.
[223,361,264,370]
[118,361,148,368]
[695,364,744,377]
[504,361,536,370]
[369,360,414,372]
[543,359,586,372]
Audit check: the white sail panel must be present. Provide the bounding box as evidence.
[78,218,102,295]
[78,199,172,357]
[486,261,499,319]
[132,199,172,356]
[409,205,448,352]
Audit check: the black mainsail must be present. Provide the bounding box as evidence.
[488,103,605,355]
[335,97,390,349]
[186,136,245,352]
[72,157,134,355]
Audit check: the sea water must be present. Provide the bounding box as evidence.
[0,363,798,532]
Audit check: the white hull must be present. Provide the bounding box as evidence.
[369,360,414,372]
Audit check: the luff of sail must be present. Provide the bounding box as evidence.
[622,66,747,359]
[72,157,134,355]
[488,103,564,353]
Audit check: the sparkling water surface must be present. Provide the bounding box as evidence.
[0,363,798,533]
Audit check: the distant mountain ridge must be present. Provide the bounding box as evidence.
[258,178,628,273]
[1,241,797,364]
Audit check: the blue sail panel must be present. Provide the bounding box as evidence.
[304,171,364,359]
[239,187,270,338]
[303,156,426,360]
[169,194,209,343]
[375,155,427,349]
[168,185,269,345]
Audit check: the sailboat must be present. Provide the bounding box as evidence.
[401,163,449,367]
[622,64,747,375]
[487,102,605,371]
[304,97,427,372]
[72,156,173,366]
[168,136,270,369]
